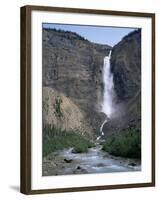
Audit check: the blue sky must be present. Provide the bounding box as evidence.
[43,23,137,47]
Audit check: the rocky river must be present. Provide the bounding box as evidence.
[43,145,141,176]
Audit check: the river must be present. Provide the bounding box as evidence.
[43,145,141,176]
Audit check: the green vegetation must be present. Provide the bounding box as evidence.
[43,125,93,157]
[102,130,141,158]
[54,97,63,118]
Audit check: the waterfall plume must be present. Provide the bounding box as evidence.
[100,50,115,136]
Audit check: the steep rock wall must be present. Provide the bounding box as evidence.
[103,29,141,136]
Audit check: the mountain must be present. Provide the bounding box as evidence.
[42,28,141,139]
[42,28,112,137]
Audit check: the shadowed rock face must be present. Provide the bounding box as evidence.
[111,29,141,103]
[42,28,112,136]
[103,29,141,136]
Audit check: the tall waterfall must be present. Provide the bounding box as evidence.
[100,51,115,136]
[101,50,114,118]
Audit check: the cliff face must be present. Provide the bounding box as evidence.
[111,30,141,104]
[42,28,112,136]
[103,29,141,136]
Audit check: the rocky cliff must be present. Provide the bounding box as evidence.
[103,29,141,136]
[42,28,112,136]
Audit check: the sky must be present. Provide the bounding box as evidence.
[43,23,137,47]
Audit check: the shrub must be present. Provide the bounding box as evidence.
[54,97,63,118]
[102,130,141,159]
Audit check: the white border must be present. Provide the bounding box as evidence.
[31,10,152,190]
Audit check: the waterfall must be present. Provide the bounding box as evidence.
[102,51,114,117]
[100,50,115,136]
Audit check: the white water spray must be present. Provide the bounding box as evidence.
[99,51,115,137]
